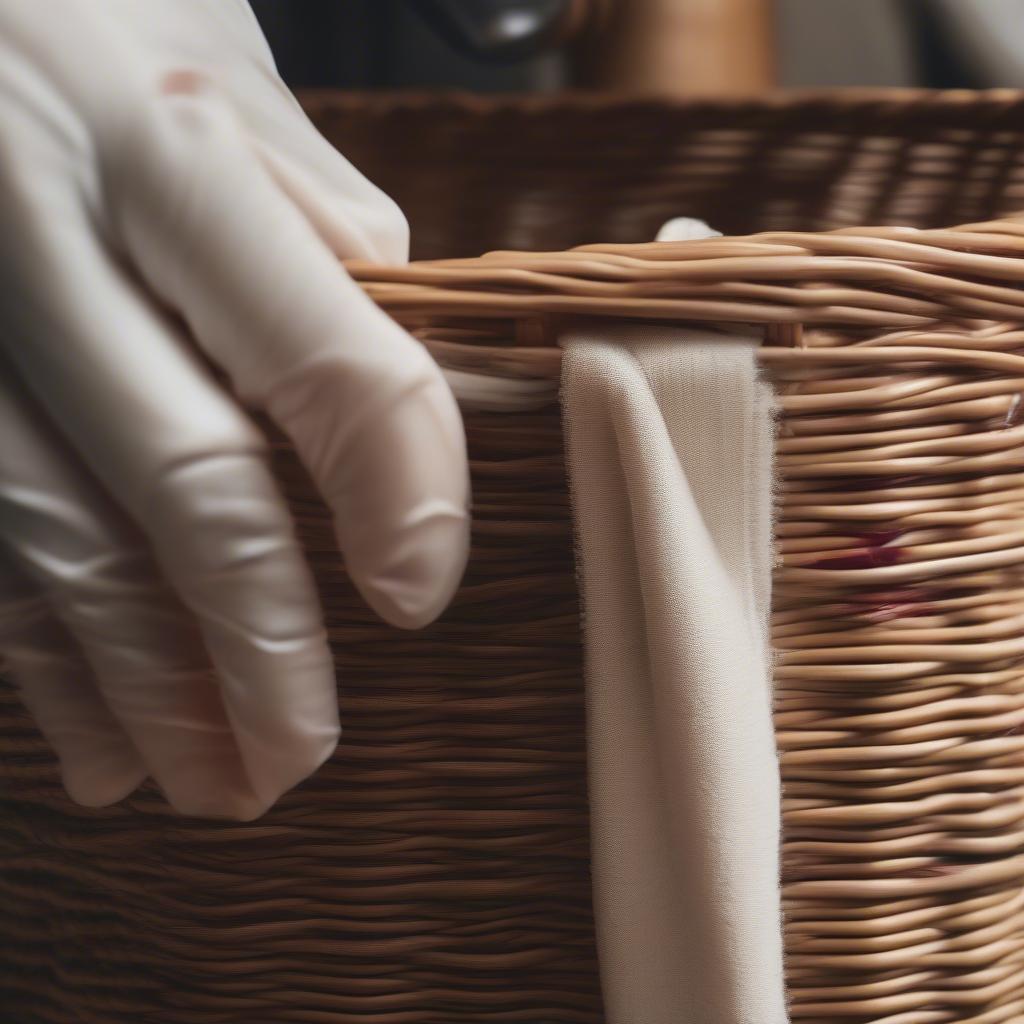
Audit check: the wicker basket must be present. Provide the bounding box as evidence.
[4,91,1024,1024]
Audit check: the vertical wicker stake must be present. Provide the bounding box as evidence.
[516,315,557,347]
[763,322,804,349]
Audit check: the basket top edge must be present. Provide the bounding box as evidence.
[348,218,1024,336]
[349,217,1024,279]
[301,87,1024,118]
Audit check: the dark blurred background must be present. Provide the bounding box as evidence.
[248,1,1024,94]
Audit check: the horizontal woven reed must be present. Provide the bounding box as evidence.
[5,91,1024,1023]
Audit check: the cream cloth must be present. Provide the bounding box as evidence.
[561,323,787,1023]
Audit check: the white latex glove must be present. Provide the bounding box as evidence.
[0,0,470,819]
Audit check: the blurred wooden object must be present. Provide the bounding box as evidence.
[577,0,776,95]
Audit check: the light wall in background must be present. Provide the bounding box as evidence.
[777,0,919,87]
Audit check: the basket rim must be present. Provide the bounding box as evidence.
[349,218,1024,337]
[300,86,1024,119]
[317,86,1024,338]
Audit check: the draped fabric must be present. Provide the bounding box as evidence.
[561,320,787,1024]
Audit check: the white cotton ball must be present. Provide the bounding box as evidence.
[655,217,723,242]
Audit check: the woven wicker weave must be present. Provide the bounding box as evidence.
[4,91,1024,1024]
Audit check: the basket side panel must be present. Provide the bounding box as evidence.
[0,403,602,1024]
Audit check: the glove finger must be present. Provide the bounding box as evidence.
[188,28,410,263]
[109,80,470,629]
[0,551,146,808]
[0,376,285,819]
[254,137,409,265]
[0,162,339,814]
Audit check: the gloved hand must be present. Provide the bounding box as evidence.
[0,0,470,819]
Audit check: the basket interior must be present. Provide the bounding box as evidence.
[305,91,1024,257]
